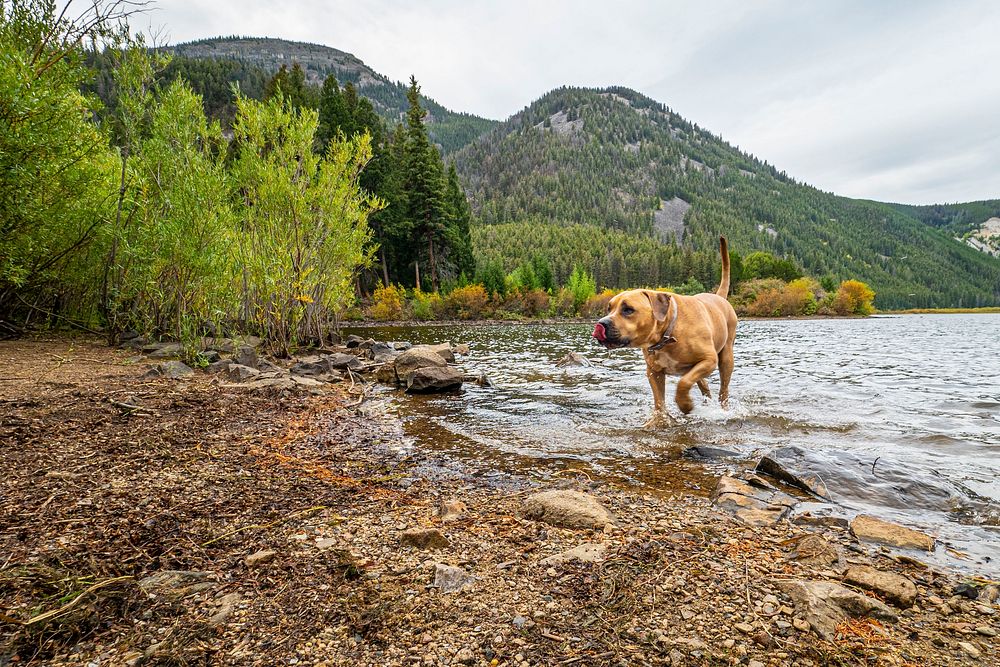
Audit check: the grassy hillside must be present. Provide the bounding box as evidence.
[165,37,497,152]
[453,86,1000,309]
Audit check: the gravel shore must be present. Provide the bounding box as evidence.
[1,336,996,666]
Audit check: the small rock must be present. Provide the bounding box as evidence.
[680,608,696,621]
[205,360,231,374]
[233,345,258,369]
[433,563,476,593]
[138,570,214,598]
[245,550,277,566]
[850,515,934,551]
[735,622,754,633]
[225,363,260,382]
[326,352,362,371]
[315,537,338,550]
[555,352,591,367]
[454,343,470,355]
[207,592,241,627]
[756,447,831,499]
[512,615,528,629]
[438,499,467,522]
[145,342,184,358]
[844,565,917,607]
[539,542,607,566]
[792,617,810,632]
[290,355,332,377]
[400,528,451,550]
[151,360,195,379]
[976,625,997,637]
[345,335,364,348]
[793,534,840,566]
[958,641,981,658]
[199,350,222,364]
[522,490,616,530]
[793,513,850,529]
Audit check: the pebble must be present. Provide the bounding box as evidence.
[735,622,754,634]
[976,625,997,637]
[958,641,981,658]
[793,618,810,632]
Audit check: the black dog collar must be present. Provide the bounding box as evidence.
[647,299,678,351]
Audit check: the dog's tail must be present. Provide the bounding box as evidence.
[716,236,731,297]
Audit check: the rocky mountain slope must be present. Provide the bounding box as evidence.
[453,86,1000,309]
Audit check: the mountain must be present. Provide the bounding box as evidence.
[165,37,497,152]
[889,200,1000,257]
[453,86,1000,309]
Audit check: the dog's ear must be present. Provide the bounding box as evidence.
[644,290,672,322]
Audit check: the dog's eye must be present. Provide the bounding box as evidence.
[621,304,634,316]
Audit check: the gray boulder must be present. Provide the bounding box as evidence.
[290,355,332,377]
[144,360,194,379]
[233,345,258,369]
[395,347,448,377]
[844,565,917,607]
[405,366,464,393]
[225,363,260,382]
[345,335,365,348]
[711,476,797,526]
[145,342,184,359]
[420,342,455,362]
[522,490,616,530]
[326,352,362,371]
[850,514,935,551]
[777,579,898,640]
[400,528,451,550]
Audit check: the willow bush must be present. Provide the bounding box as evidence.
[231,93,381,354]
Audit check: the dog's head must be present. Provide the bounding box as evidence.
[592,289,673,349]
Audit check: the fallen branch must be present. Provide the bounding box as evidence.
[24,576,134,626]
[201,505,327,547]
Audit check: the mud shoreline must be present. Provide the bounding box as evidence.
[1,335,997,666]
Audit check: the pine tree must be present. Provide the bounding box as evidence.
[444,162,475,280]
[402,76,448,291]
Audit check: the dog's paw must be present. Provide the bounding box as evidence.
[677,397,695,414]
[643,412,673,429]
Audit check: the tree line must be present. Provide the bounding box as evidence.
[0,1,472,352]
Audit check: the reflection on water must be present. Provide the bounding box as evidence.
[346,314,1000,574]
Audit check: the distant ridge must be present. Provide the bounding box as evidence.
[167,36,497,152]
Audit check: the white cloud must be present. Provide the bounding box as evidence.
[137,0,1000,203]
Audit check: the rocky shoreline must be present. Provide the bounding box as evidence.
[0,335,997,666]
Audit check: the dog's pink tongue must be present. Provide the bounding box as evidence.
[592,322,606,341]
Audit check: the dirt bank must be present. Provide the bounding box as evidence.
[1,336,996,666]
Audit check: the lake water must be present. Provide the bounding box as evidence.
[347,314,1000,575]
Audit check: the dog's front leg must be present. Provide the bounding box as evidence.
[644,367,670,428]
[676,359,718,414]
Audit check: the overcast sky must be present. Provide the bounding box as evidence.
[145,0,1000,205]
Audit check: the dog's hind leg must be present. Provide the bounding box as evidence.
[676,359,718,414]
[718,343,734,408]
[697,379,712,398]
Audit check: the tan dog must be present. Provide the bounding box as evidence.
[592,237,737,426]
